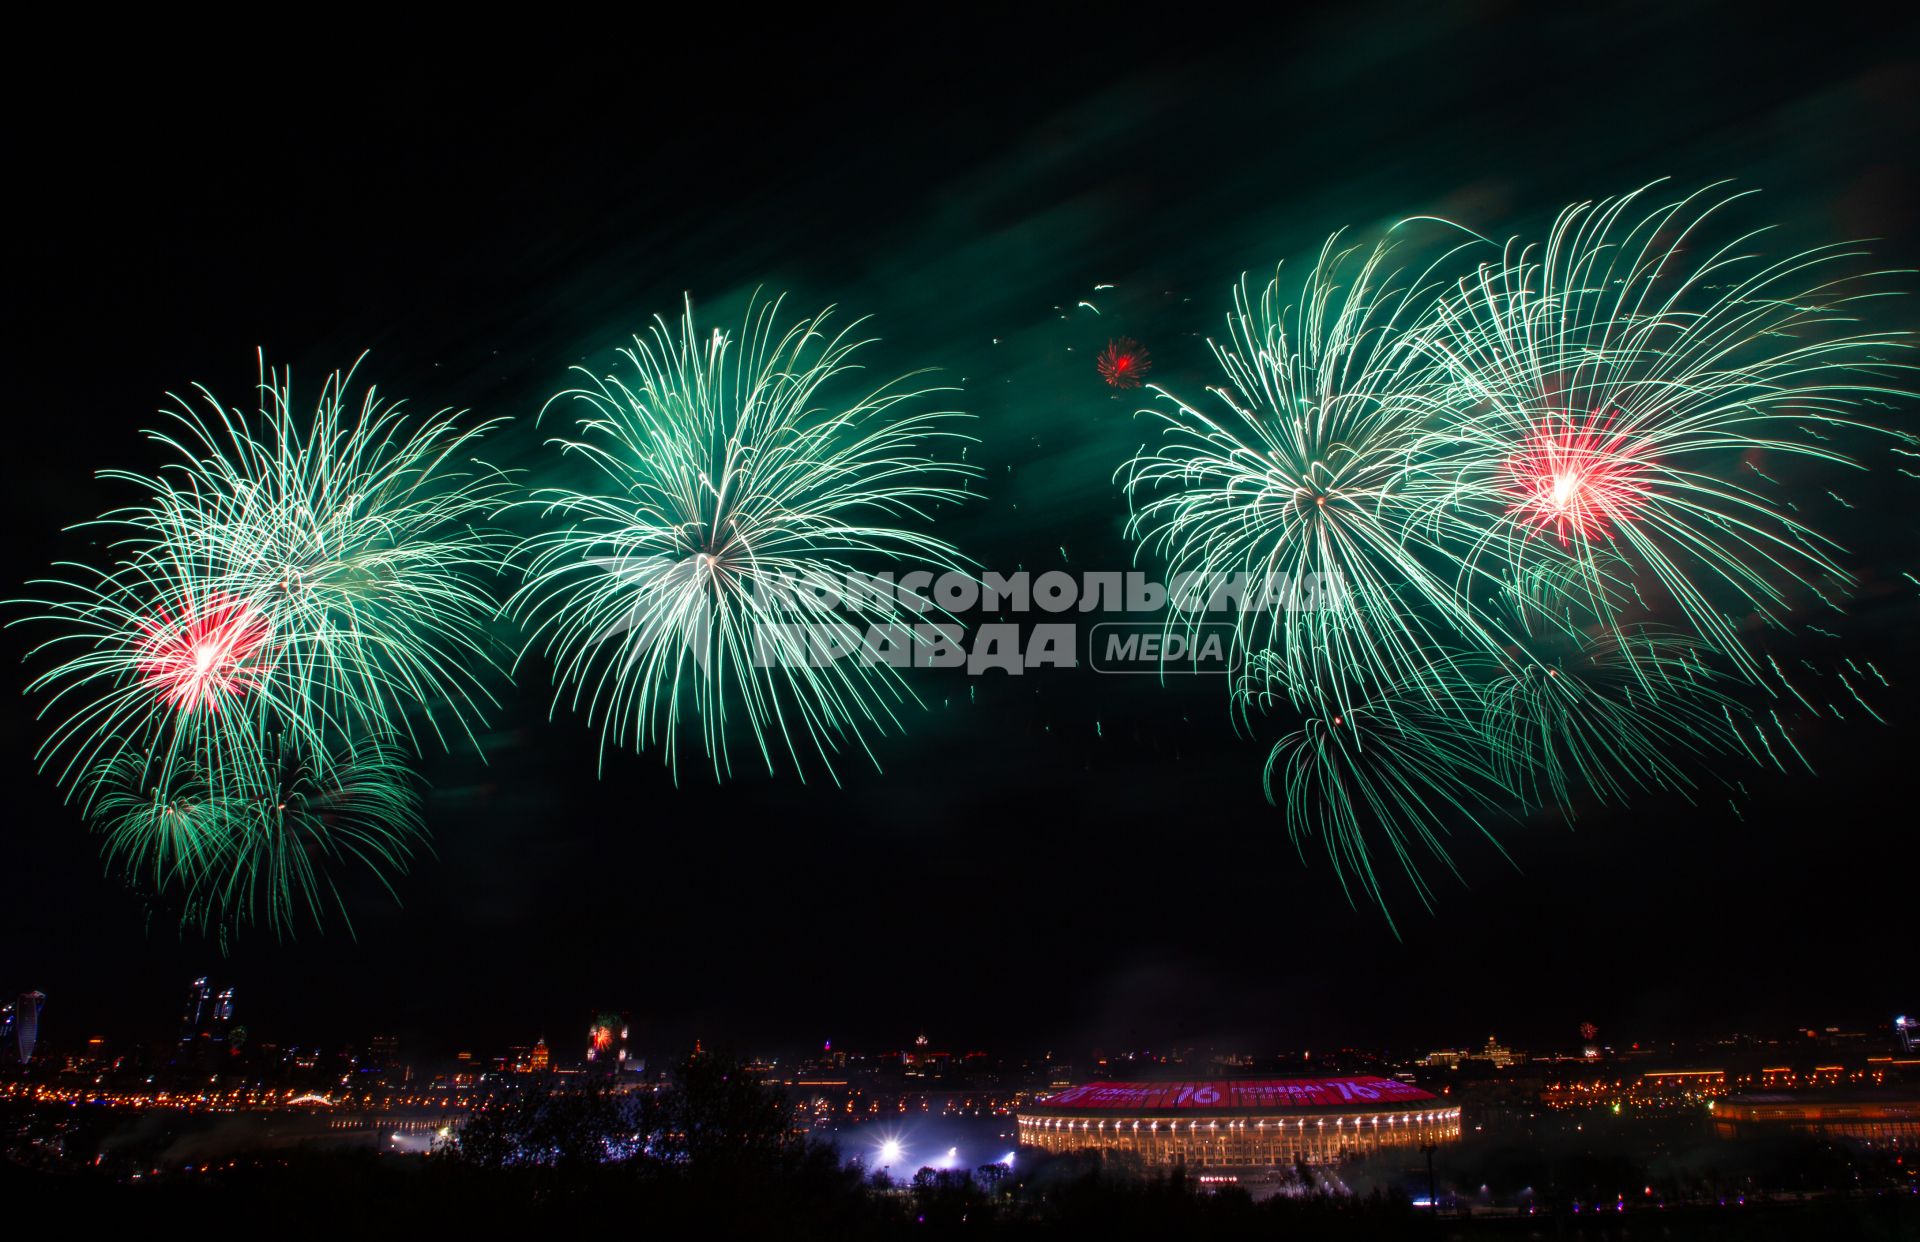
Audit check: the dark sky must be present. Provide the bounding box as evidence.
[5,6,1917,1065]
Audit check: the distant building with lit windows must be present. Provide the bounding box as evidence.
[1478,1035,1520,1068]
[1421,1035,1521,1070]
[181,977,211,1036]
[1715,1090,1920,1144]
[3,992,46,1065]
[175,977,235,1067]
[1017,1077,1460,1170]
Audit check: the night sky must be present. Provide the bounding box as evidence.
[6,6,1917,1064]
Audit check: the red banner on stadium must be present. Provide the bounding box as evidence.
[1038,1077,1433,1111]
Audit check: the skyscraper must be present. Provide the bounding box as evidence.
[6,992,46,1065]
[181,976,211,1037]
[176,977,235,1069]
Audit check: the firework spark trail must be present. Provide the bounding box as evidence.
[1263,697,1514,932]
[510,295,977,783]
[1481,629,1741,817]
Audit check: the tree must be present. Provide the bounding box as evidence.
[440,1075,637,1172]
[646,1048,796,1177]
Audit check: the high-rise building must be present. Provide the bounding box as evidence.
[6,992,46,1065]
[1479,1035,1520,1068]
[181,977,211,1037]
[1898,1015,1917,1053]
[176,977,235,1068]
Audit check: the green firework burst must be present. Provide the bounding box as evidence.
[1122,235,1509,719]
[1412,182,1914,683]
[18,355,510,798]
[15,355,505,936]
[89,735,425,938]
[1127,187,1913,927]
[511,296,977,782]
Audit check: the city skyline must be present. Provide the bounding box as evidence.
[4,964,1913,1076]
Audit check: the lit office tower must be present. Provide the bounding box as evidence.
[6,992,46,1064]
[1899,1015,1918,1053]
[214,987,236,1025]
[182,977,211,1035]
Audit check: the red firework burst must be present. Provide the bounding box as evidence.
[1503,412,1648,545]
[1096,338,1151,389]
[136,593,272,713]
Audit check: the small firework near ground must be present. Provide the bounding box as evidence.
[1097,337,1151,388]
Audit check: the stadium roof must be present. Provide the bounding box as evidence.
[1026,1077,1439,1116]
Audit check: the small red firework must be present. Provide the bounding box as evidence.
[136,593,272,713]
[1096,337,1151,389]
[1503,411,1649,545]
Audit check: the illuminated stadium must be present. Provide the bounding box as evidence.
[1018,1077,1460,1170]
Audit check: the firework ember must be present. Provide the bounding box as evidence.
[1097,337,1152,388]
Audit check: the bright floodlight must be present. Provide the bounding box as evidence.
[877,1138,904,1165]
